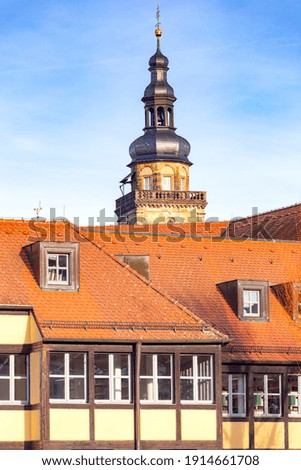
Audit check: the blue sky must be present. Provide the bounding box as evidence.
[1,0,301,223]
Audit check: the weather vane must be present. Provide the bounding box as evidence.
[34,201,43,218]
[155,4,162,38]
[156,4,161,30]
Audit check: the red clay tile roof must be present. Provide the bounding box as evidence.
[83,223,301,362]
[0,219,226,343]
[224,203,301,241]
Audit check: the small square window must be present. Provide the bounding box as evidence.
[47,254,69,284]
[0,354,29,404]
[49,352,87,403]
[243,290,261,317]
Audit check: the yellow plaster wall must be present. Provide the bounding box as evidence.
[95,409,134,441]
[0,410,39,441]
[30,351,40,405]
[288,422,301,449]
[30,314,42,343]
[254,422,285,449]
[181,410,217,441]
[0,314,41,345]
[223,422,249,449]
[140,409,176,441]
[49,409,90,441]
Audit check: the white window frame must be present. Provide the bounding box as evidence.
[140,354,173,404]
[180,355,214,404]
[47,253,69,285]
[94,353,131,404]
[254,374,282,417]
[49,352,87,404]
[222,374,246,417]
[0,354,29,405]
[243,290,261,317]
[288,374,301,417]
[180,178,185,190]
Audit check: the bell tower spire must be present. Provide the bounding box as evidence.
[115,9,207,225]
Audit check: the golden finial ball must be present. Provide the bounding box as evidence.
[155,28,162,37]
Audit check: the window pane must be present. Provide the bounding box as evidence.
[113,354,129,377]
[48,255,57,267]
[50,377,65,399]
[0,355,9,376]
[114,378,129,401]
[232,374,245,394]
[50,353,65,375]
[180,356,193,377]
[197,356,211,377]
[58,269,67,282]
[69,377,85,400]
[232,394,245,415]
[267,375,280,394]
[251,303,259,314]
[59,255,67,267]
[15,355,27,377]
[94,354,109,376]
[140,355,153,376]
[69,353,85,376]
[140,378,154,400]
[157,355,171,376]
[95,378,109,400]
[180,379,193,400]
[0,378,10,400]
[158,379,171,401]
[15,378,27,401]
[198,379,212,401]
[268,396,280,415]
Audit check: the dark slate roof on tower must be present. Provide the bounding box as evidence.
[128,24,192,167]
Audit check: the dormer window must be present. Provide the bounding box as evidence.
[23,241,79,291]
[217,280,269,322]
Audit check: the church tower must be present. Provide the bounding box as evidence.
[115,12,207,224]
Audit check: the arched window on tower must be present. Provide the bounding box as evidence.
[162,166,174,191]
[148,108,155,127]
[157,107,165,126]
[167,108,174,127]
[141,167,153,191]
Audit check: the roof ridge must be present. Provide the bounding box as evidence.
[229,202,301,222]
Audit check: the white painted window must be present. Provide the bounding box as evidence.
[140,354,173,403]
[222,374,246,416]
[288,375,301,416]
[243,290,261,317]
[180,355,213,403]
[47,253,69,284]
[49,352,87,403]
[253,374,281,417]
[180,178,185,190]
[162,176,172,190]
[94,353,131,403]
[0,354,28,404]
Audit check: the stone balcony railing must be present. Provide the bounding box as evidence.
[115,190,207,214]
